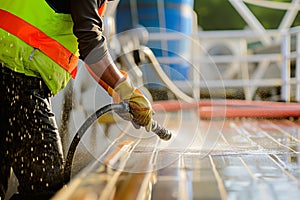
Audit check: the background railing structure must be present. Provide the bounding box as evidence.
[143,0,300,102]
[149,28,300,102]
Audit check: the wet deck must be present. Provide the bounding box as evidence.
[52,107,300,200]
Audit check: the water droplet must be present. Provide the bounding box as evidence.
[9,43,14,48]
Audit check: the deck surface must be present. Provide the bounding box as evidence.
[52,109,300,200]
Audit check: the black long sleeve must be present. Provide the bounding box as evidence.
[46,0,108,61]
[70,0,108,61]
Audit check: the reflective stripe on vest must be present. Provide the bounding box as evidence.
[0,9,78,78]
[0,1,107,79]
[99,0,107,17]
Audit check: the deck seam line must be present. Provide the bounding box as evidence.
[209,155,228,200]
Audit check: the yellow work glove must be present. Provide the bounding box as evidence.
[113,78,153,132]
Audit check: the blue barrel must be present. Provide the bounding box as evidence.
[116,0,194,80]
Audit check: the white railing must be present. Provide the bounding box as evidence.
[283,26,300,102]
[134,0,300,102]
[147,26,300,102]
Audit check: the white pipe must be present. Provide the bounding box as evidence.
[129,0,139,26]
[157,54,282,64]
[229,0,273,45]
[157,0,169,58]
[141,46,196,103]
[278,0,300,30]
[243,0,300,10]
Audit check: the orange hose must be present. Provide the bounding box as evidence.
[152,99,300,119]
[199,106,300,119]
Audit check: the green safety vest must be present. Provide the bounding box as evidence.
[0,0,79,95]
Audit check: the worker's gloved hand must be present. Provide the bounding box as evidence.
[113,78,153,132]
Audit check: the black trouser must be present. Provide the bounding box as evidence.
[0,66,64,200]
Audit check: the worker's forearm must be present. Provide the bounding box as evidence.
[86,54,125,88]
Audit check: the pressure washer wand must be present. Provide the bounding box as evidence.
[64,102,172,183]
[151,120,172,140]
[119,102,172,141]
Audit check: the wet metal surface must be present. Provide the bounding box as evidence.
[52,111,300,200]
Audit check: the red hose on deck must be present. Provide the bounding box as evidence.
[152,100,300,119]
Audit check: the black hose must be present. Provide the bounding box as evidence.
[64,103,127,183]
[64,102,171,183]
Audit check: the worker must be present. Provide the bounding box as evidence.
[0,0,153,199]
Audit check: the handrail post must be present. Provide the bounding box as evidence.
[281,32,291,102]
[296,32,300,102]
